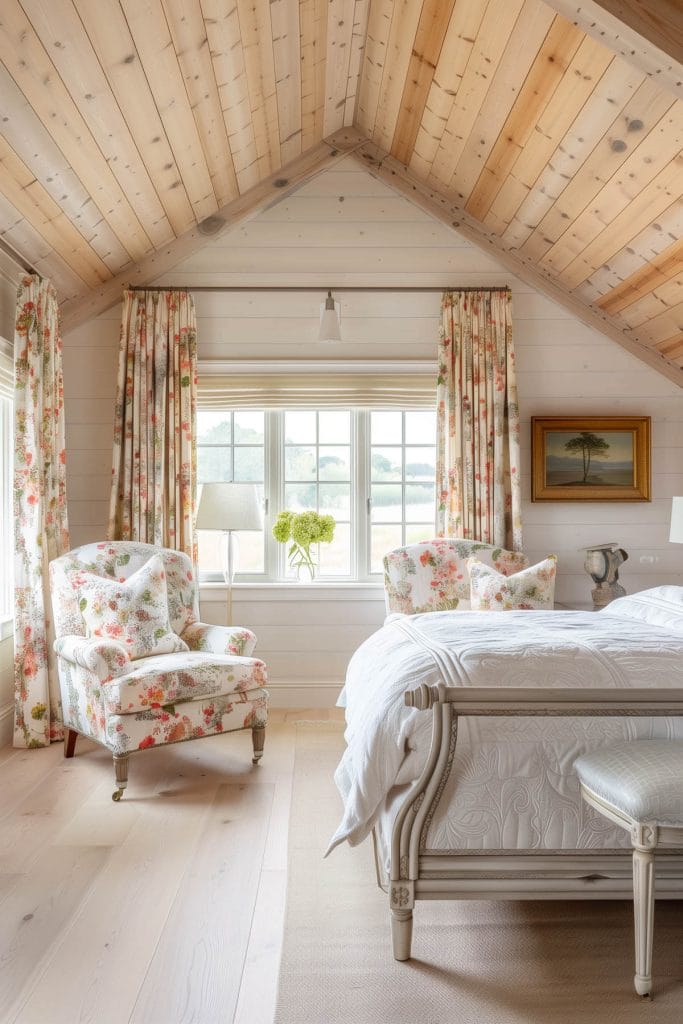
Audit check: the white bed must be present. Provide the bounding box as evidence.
[329,588,683,958]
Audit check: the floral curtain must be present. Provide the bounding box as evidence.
[108,289,198,565]
[13,275,70,748]
[436,288,522,551]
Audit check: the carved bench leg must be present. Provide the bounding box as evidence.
[112,753,129,802]
[252,726,266,765]
[633,846,656,996]
[390,880,414,960]
[63,728,78,759]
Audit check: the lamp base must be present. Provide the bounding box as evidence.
[221,531,239,625]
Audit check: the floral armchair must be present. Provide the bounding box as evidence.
[383,538,529,615]
[49,541,268,800]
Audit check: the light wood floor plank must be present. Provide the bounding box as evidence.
[130,782,274,1024]
[233,868,287,1024]
[0,745,121,873]
[0,845,112,1023]
[14,779,216,1023]
[0,712,339,1024]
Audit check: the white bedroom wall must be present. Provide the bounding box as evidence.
[61,156,683,705]
[0,248,19,745]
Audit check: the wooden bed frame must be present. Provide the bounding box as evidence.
[386,682,683,961]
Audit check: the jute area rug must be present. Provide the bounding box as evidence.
[275,722,683,1024]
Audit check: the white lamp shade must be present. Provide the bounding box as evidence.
[196,483,263,532]
[318,295,341,342]
[670,496,683,543]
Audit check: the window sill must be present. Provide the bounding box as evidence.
[200,580,383,589]
[198,581,385,602]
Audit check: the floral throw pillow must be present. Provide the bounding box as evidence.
[467,555,558,611]
[73,554,189,660]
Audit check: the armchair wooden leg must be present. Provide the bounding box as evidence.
[252,726,266,765]
[63,728,78,759]
[112,753,129,802]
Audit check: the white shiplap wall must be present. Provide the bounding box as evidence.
[0,249,19,745]
[62,156,683,705]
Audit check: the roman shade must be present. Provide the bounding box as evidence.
[197,373,436,409]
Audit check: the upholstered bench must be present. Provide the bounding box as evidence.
[575,741,683,996]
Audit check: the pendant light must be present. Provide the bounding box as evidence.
[318,290,341,342]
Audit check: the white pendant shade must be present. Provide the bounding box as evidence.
[319,290,341,342]
[196,482,263,532]
[670,496,683,543]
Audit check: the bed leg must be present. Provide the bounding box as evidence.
[391,909,413,961]
[390,880,414,960]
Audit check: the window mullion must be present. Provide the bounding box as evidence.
[265,410,282,581]
[354,410,370,581]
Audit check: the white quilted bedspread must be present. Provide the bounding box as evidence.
[328,589,683,855]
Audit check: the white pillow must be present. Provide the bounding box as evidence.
[468,555,558,611]
[73,554,189,660]
[602,586,683,633]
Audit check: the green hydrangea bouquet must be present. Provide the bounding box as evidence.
[272,510,336,580]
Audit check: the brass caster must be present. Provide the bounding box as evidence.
[251,757,261,766]
[112,788,124,802]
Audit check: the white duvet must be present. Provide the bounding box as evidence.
[328,588,683,856]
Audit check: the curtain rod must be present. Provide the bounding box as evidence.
[0,237,37,276]
[127,285,508,293]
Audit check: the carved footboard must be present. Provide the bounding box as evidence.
[389,682,683,961]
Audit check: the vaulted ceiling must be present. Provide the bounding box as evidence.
[1,0,682,379]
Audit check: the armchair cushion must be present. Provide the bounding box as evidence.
[181,622,257,657]
[54,635,131,678]
[72,554,189,660]
[101,651,268,714]
[383,538,529,614]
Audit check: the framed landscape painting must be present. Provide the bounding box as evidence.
[531,416,651,502]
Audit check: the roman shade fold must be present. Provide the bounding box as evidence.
[197,373,436,409]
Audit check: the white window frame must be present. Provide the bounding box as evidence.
[197,407,436,584]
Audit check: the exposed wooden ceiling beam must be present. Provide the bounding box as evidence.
[350,139,683,387]
[543,0,683,99]
[59,128,367,333]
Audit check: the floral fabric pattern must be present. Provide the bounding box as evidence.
[13,275,70,748]
[73,553,188,659]
[436,289,522,551]
[50,541,200,639]
[468,555,558,610]
[383,538,528,614]
[182,622,257,657]
[102,652,267,715]
[50,541,268,757]
[106,692,268,757]
[108,289,198,566]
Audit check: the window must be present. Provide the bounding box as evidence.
[0,341,13,631]
[196,410,265,573]
[369,410,440,572]
[197,408,437,582]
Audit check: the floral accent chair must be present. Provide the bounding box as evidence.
[49,541,268,800]
[383,538,529,615]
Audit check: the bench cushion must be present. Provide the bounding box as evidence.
[575,740,683,826]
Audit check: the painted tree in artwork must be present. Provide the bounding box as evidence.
[564,432,610,483]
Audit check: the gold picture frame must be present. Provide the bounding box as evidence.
[531,416,651,502]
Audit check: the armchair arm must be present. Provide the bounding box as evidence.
[54,635,132,679]
[181,622,257,657]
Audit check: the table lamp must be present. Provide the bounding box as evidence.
[196,483,263,624]
[670,497,683,544]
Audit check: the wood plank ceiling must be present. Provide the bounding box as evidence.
[0,0,682,376]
